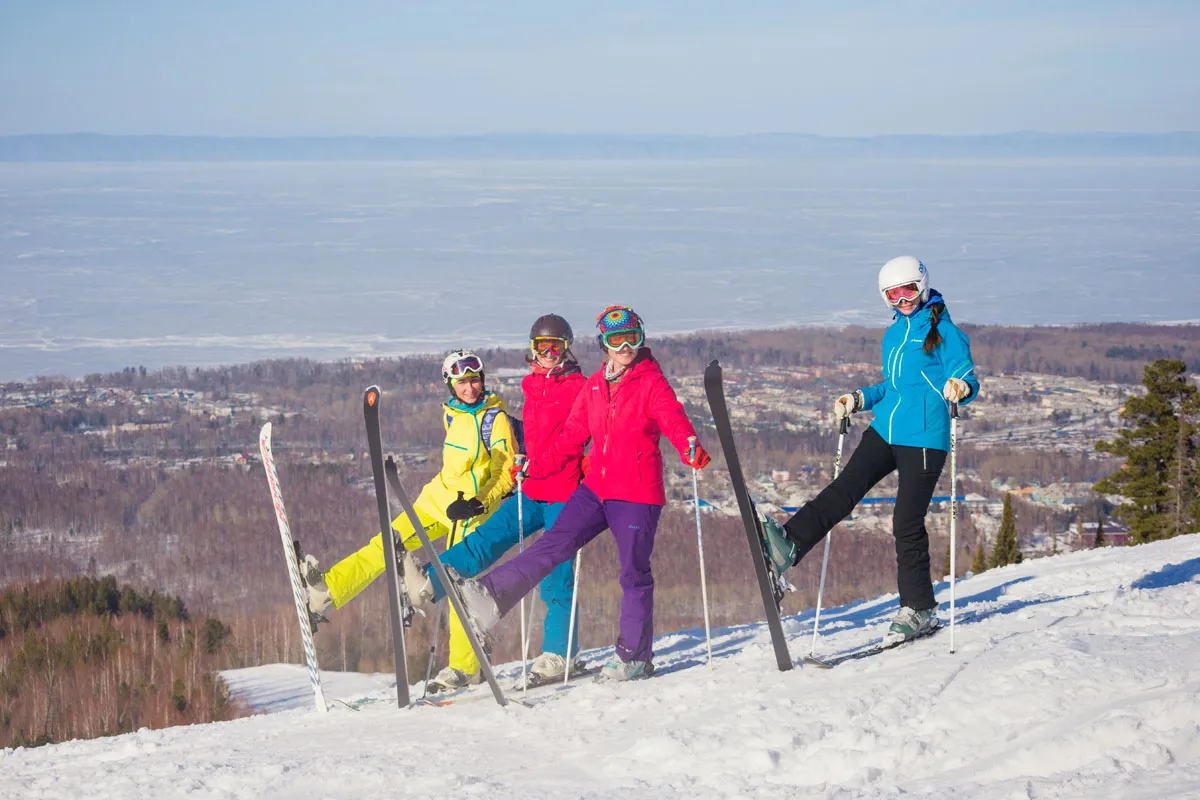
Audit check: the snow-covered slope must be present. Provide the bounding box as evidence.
[5,536,1200,799]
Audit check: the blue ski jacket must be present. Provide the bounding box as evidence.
[857,291,979,452]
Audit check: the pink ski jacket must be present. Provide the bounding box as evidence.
[534,349,698,506]
[520,363,587,504]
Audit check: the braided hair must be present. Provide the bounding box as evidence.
[923,301,945,354]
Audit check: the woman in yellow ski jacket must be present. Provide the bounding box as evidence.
[305,349,516,682]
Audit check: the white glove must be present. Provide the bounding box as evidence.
[834,391,861,421]
[942,378,970,403]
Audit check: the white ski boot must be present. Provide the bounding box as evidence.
[298,554,333,630]
[527,652,587,686]
[427,666,483,694]
[401,552,434,609]
[448,570,501,652]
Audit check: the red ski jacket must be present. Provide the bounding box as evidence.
[520,363,587,503]
[534,349,698,506]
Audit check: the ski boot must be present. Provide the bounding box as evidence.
[754,508,797,608]
[400,552,435,611]
[427,666,483,694]
[882,606,940,648]
[295,547,332,632]
[446,569,500,654]
[525,652,588,687]
[597,658,655,682]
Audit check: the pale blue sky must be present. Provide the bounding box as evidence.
[1,0,1197,136]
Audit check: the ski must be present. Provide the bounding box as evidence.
[703,360,794,672]
[362,387,412,709]
[258,423,328,714]
[514,664,596,691]
[803,627,942,669]
[384,455,509,707]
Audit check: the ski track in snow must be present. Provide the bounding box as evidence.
[4,536,1200,799]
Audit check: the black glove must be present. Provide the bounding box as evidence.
[446,494,486,522]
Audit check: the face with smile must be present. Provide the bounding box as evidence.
[452,374,483,404]
[885,282,922,316]
[606,345,639,368]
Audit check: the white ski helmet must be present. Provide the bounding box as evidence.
[441,349,484,387]
[878,256,930,308]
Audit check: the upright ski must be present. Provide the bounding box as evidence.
[362,387,412,708]
[384,456,508,707]
[703,361,794,672]
[258,423,329,713]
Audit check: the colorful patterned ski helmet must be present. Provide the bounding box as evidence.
[596,305,643,336]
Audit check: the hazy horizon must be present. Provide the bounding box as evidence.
[3,157,1198,383]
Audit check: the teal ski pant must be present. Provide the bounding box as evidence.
[430,494,579,658]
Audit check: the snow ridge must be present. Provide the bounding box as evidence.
[5,535,1200,799]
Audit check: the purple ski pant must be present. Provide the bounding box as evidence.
[480,484,662,664]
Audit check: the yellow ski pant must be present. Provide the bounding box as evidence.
[323,486,493,676]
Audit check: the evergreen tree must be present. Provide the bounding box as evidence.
[1095,359,1200,544]
[1093,502,1105,548]
[971,536,989,574]
[991,493,1023,567]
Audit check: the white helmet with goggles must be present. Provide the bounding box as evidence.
[878,256,930,309]
[441,349,485,386]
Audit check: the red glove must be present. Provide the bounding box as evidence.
[683,444,711,470]
[511,458,530,482]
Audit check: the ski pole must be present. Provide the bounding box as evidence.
[810,415,849,657]
[949,402,959,654]
[420,519,456,699]
[563,551,582,686]
[515,454,529,695]
[689,436,713,669]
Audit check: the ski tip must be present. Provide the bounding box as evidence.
[365,386,380,408]
[260,421,272,439]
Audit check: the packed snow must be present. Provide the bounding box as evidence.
[5,535,1200,799]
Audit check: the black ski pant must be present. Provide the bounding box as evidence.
[783,425,947,611]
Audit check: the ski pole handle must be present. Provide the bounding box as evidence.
[950,402,959,420]
[514,453,527,483]
[838,416,849,434]
[688,435,697,464]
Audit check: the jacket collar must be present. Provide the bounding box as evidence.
[444,391,503,414]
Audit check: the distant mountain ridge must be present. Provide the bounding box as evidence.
[2,131,1199,161]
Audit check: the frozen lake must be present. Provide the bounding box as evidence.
[1,158,1197,381]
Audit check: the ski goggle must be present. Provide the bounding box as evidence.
[445,355,484,379]
[531,337,567,357]
[884,283,921,305]
[602,329,644,351]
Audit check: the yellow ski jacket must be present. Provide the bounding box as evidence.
[427,391,517,516]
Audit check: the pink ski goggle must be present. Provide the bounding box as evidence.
[885,283,921,305]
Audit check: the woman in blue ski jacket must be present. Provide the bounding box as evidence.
[761,256,980,645]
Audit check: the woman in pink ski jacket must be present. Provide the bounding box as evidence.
[449,305,711,681]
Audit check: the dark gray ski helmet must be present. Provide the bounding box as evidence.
[529,314,573,346]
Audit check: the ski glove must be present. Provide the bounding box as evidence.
[511,457,529,482]
[942,378,971,403]
[834,391,863,421]
[682,444,711,470]
[446,495,486,521]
